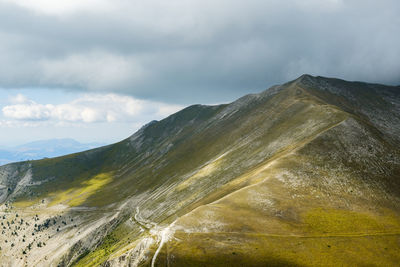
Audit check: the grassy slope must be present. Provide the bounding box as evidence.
[77,77,400,266]
[1,75,399,266]
[163,80,400,266]
[162,117,400,266]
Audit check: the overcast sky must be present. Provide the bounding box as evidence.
[0,0,399,146]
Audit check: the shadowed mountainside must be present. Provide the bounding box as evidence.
[0,74,399,266]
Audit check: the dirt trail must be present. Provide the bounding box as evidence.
[132,206,176,267]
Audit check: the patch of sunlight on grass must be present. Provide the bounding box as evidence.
[305,208,400,234]
[49,172,113,207]
[13,199,38,208]
[168,231,400,267]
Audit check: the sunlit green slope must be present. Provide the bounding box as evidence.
[0,75,399,266]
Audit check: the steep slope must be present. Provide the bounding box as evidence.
[0,75,399,266]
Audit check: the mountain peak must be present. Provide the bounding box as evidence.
[297,73,315,80]
[1,76,400,266]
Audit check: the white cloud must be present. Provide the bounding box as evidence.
[9,93,31,104]
[0,0,113,15]
[2,94,53,120]
[2,93,183,124]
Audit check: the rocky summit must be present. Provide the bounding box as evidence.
[0,74,400,266]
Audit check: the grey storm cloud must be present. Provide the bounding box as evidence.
[0,0,399,104]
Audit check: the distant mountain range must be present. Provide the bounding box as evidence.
[0,139,105,166]
[0,75,399,266]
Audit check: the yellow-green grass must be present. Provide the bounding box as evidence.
[73,218,147,267]
[13,172,114,208]
[13,198,39,208]
[305,208,400,234]
[48,172,113,207]
[74,231,123,267]
[159,231,400,267]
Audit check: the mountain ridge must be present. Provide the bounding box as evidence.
[0,74,399,266]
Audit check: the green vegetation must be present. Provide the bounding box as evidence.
[165,232,400,266]
[304,208,400,234]
[48,172,113,207]
[0,75,399,266]
[74,221,150,267]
